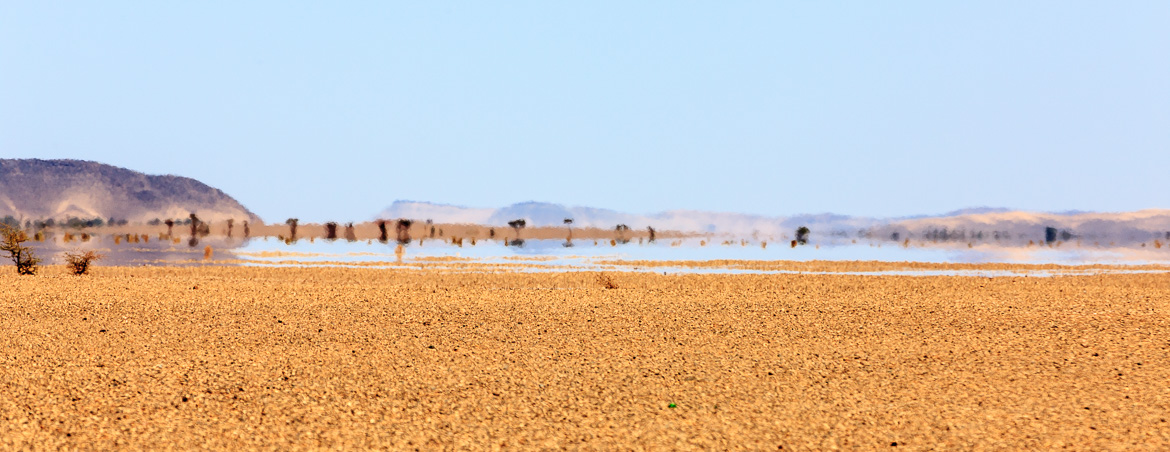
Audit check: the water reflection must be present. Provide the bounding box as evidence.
[24,233,1170,271]
[25,234,246,266]
[233,237,1170,267]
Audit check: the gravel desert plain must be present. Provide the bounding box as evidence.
[4,259,1170,450]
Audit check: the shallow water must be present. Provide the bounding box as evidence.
[230,237,1170,276]
[233,237,1170,264]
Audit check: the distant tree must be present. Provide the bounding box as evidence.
[344,223,357,242]
[647,226,656,243]
[795,226,810,245]
[508,219,526,236]
[507,219,526,246]
[164,219,175,238]
[226,219,235,238]
[395,219,413,245]
[563,218,574,247]
[1044,227,1058,244]
[243,221,250,239]
[286,218,299,242]
[325,222,338,240]
[188,213,201,246]
[377,220,389,243]
[614,224,630,244]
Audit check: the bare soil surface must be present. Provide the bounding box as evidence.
[2,265,1169,450]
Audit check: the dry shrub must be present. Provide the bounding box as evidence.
[63,250,102,275]
[1,225,40,275]
[203,246,213,260]
[597,274,618,289]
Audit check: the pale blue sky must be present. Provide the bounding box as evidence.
[2,2,1168,223]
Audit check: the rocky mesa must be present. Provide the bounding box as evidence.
[0,159,260,224]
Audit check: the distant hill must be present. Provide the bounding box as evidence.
[878,209,1170,244]
[0,159,261,224]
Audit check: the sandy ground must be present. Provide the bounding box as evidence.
[2,264,1169,450]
